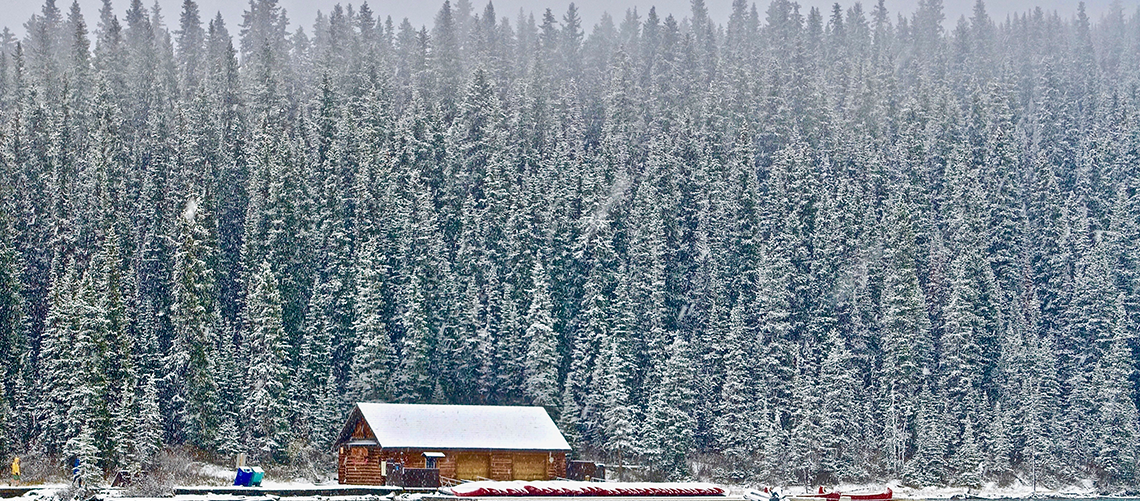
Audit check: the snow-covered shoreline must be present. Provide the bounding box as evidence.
[7,478,1132,501]
[721,480,1129,500]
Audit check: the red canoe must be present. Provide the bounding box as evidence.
[798,488,892,501]
[846,489,892,501]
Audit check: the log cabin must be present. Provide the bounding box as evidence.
[335,403,572,485]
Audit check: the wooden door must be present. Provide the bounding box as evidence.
[512,453,548,481]
[455,452,491,480]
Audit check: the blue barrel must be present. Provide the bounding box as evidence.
[234,467,253,486]
[250,467,265,487]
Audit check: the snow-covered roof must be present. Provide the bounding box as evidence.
[343,403,571,452]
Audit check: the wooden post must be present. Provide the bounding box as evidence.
[617,448,623,482]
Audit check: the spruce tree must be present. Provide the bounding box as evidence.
[134,375,163,469]
[1022,325,1062,485]
[904,383,947,486]
[0,0,1137,485]
[879,197,930,476]
[714,303,757,481]
[65,421,102,488]
[396,272,433,403]
[985,399,1013,482]
[0,210,25,444]
[348,236,395,404]
[600,272,636,474]
[818,329,861,482]
[1092,297,1138,486]
[523,260,560,408]
[0,380,9,460]
[169,196,220,449]
[38,265,80,454]
[243,261,291,462]
[789,346,823,488]
[176,0,206,93]
[643,335,696,480]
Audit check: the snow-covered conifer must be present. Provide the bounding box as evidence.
[714,303,757,481]
[348,237,395,403]
[243,261,291,462]
[643,335,696,480]
[170,195,220,449]
[523,260,560,408]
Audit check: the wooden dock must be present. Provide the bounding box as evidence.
[173,485,436,497]
[6,485,742,500]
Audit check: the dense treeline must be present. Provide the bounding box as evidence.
[0,0,1139,489]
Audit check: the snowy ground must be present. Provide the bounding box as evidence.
[725,479,1114,500]
[891,479,1098,499]
[6,475,1127,501]
[175,461,341,489]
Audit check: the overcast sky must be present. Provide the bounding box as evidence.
[1,0,1136,41]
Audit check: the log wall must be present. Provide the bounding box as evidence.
[337,447,568,485]
[338,446,384,485]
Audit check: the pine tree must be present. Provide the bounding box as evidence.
[523,260,559,408]
[1092,297,1138,486]
[879,196,931,476]
[818,329,861,482]
[643,335,696,480]
[0,210,25,449]
[348,237,394,403]
[396,272,433,403]
[243,261,291,462]
[169,195,220,449]
[985,399,1013,482]
[714,303,757,481]
[134,375,163,469]
[65,421,102,489]
[905,383,946,486]
[600,272,636,475]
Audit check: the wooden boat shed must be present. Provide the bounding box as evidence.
[335,403,572,485]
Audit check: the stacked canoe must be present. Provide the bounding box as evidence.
[445,481,727,497]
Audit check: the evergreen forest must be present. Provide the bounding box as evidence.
[1,0,1140,491]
